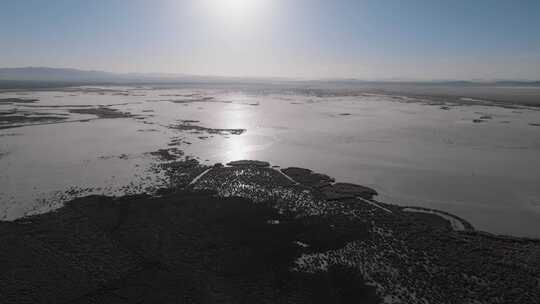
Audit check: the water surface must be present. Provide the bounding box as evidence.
[1,85,539,237]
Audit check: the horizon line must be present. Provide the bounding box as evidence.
[1,66,540,83]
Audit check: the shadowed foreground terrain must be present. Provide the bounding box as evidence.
[1,160,539,303]
[0,191,379,303]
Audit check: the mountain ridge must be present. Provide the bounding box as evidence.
[1,67,539,85]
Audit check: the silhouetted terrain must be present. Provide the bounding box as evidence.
[1,160,539,303]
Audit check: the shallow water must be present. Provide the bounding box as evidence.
[1,85,539,237]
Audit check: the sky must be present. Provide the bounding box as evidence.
[0,0,539,80]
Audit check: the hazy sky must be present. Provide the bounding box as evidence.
[1,0,539,80]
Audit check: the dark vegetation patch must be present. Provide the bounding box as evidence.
[69,107,133,119]
[325,183,378,200]
[23,102,136,109]
[161,96,216,104]
[400,211,453,231]
[147,148,184,161]
[0,110,68,129]
[154,158,210,191]
[227,160,270,167]
[0,132,21,137]
[98,154,130,160]
[137,128,159,132]
[294,265,381,304]
[282,167,334,188]
[399,206,475,231]
[0,114,67,124]
[1,157,539,303]
[0,97,38,104]
[0,190,379,303]
[169,120,246,135]
[179,119,200,124]
[23,104,93,108]
[281,167,377,200]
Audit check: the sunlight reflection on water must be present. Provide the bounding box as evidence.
[1,86,540,237]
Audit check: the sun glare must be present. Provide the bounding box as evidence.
[220,0,252,12]
[203,0,270,28]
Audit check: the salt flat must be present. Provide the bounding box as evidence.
[1,84,539,237]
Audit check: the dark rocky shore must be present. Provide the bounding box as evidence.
[1,159,539,304]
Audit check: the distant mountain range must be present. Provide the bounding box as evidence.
[0,67,539,86]
[0,67,226,83]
